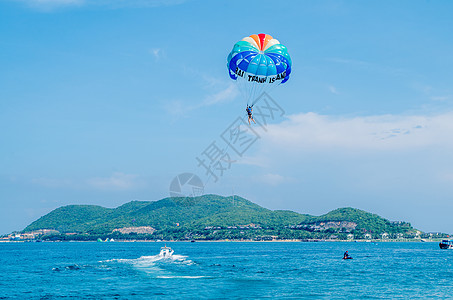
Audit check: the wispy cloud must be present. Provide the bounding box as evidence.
[328,58,453,108]
[411,82,453,103]
[326,57,407,77]
[440,172,453,185]
[150,48,166,61]
[162,99,189,119]
[235,154,269,168]
[326,57,370,66]
[32,172,143,191]
[157,60,239,121]
[161,79,238,120]
[252,173,295,186]
[328,85,340,95]
[97,0,187,8]
[431,96,451,102]
[12,0,186,11]
[203,83,238,106]
[13,0,84,10]
[31,177,77,188]
[87,172,141,191]
[184,65,239,106]
[31,0,81,4]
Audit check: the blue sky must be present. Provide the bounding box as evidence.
[1,0,453,234]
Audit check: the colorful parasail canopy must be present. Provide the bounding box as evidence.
[227,33,292,105]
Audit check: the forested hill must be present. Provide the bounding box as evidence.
[24,195,416,239]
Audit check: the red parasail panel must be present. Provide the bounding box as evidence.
[258,33,266,50]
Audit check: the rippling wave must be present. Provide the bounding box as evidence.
[1,242,453,299]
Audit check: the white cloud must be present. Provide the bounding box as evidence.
[31,177,77,188]
[31,0,81,3]
[13,0,186,10]
[95,0,186,8]
[328,85,339,95]
[326,57,371,67]
[87,172,140,190]
[181,64,239,106]
[203,83,238,106]
[161,80,238,120]
[185,65,239,107]
[162,99,189,119]
[150,48,165,61]
[326,57,408,78]
[236,154,269,168]
[431,96,451,102]
[440,172,453,182]
[410,83,453,104]
[261,111,453,153]
[32,172,142,191]
[13,0,84,10]
[252,173,294,186]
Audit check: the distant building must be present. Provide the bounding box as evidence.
[390,221,411,227]
[113,226,155,234]
[238,223,262,229]
[305,221,357,232]
[12,229,60,240]
[20,233,36,240]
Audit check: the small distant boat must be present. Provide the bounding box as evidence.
[159,245,174,258]
[439,240,453,249]
[343,257,353,260]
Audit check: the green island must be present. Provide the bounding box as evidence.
[3,195,448,242]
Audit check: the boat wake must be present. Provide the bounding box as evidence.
[52,264,82,272]
[156,275,205,279]
[133,254,193,272]
[104,253,192,265]
[102,251,199,278]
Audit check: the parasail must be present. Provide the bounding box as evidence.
[227,33,292,105]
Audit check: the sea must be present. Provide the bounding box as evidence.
[1,241,452,299]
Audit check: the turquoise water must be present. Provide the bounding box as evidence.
[1,242,452,299]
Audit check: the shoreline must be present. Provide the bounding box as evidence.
[0,239,444,243]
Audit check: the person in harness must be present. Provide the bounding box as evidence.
[246,105,256,125]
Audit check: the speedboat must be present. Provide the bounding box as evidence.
[159,245,174,258]
[439,240,453,249]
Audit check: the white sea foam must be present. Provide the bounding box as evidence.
[101,254,191,264]
[101,252,195,275]
[156,276,205,279]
